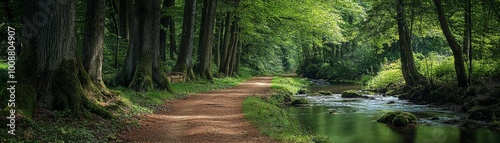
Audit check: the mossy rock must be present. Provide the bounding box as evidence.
[291,98,309,105]
[392,115,410,127]
[316,90,332,95]
[377,111,418,127]
[341,90,364,98]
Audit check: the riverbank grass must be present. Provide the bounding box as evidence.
[243,76,333,143]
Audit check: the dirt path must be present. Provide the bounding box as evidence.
[119,76,277,143]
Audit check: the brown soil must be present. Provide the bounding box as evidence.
[119,76,277,143]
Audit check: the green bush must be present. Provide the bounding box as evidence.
[367,61,404,89]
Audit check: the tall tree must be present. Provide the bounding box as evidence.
[83,0,116,97]
[118,0,128,40]
[396,0,427,86]
[168,0,177,60]
[14,0,111,118]
[195,0,218,80]
[173,0,196,79]
[221,19,238,76]
[433,0,468,87]
[218,12,232,74]
[160,0,176,61]
[114,0,173,92]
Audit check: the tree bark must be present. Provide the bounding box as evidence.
[114,0,173,92]
[168,0,177,60]
[214,14,223,67]
[219,12,232,74]
[174,0,196,80]
[160,0,175,62]
[118,0,128,40]
[83,0,117,98]
[433,0,468,87]
[222,20,238,76]
[195,0,218,80]
[396,0,427,87]
[14,0,112,118]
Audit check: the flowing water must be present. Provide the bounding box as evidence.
[289,84,500,143]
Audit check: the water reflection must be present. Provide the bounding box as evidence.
[288,84,500,143]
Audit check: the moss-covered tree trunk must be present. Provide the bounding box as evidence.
[396,0,427,87]
[195,0,218,80]
[433,0,468,87]
[83,0,118,100]
[114,0,173,92]
[12,0,111,118]
[174,0,196,80]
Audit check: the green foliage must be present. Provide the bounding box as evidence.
[270,76,310,95]
[243,95,332,143]
[367,61,404,89]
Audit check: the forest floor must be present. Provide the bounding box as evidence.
[119,76,277,143]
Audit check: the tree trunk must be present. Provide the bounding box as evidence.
[14,0,112,118]
[222,20,238,76]
[114,0,173,92]
[168,0,177,60]
[118,0,128,40]
[396,0,427,86]
[433,0,468,87]
[228,27,240,76]
[214,14,223,67]
[174,0,196,80]
[83,0,117,98]
[160,0,174,62]
[113,0,138,86]
[195,0,218,80]
[219,12,232,74]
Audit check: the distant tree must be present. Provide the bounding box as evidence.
[195,0,218,80]
[160,0,176,61]
[218,12,232,75]
[173,0,196,79]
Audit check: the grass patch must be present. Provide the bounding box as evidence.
[0,76,249,142]
[243,76,333,143]
[270,76,310,95]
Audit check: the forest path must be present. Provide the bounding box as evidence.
[119,76,277,143]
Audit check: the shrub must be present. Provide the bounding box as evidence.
[367,62,404,89]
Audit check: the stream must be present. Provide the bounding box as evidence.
[289,84,500,143]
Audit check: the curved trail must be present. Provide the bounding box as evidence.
[120,76,277,143]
